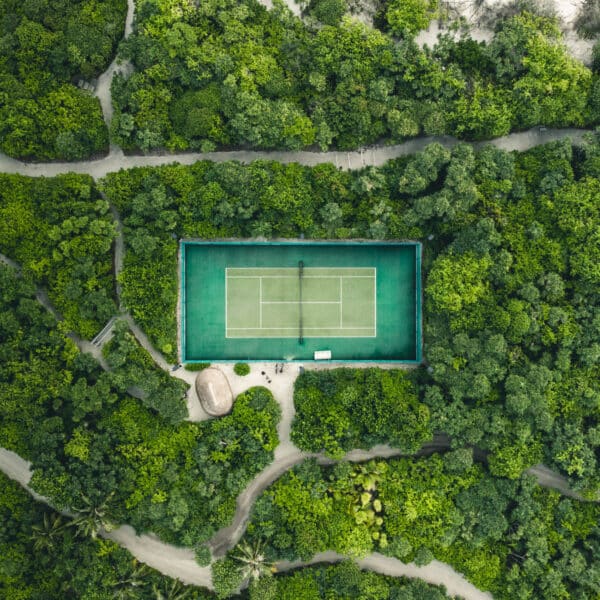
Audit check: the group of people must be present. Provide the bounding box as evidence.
[260,363,286,384]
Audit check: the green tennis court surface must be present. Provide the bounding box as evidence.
[181,241,421,362]
[226,267,376,338]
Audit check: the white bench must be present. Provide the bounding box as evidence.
[314,350,332,360]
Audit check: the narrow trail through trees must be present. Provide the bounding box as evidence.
[0,128,591,180]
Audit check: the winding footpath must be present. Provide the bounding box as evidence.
[0,128,592,180]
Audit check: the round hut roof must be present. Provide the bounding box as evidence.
[195,368,233,416]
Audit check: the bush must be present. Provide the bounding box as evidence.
[291,369,432,457]
[385,0,438,37]
[185,363,211,371]
[311,0,347,25]
[234,363,251,376]
[195,544,212,567]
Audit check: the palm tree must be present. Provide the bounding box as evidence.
[152,579,192,600]
[112,562,150,600]
[231,539,275,582]
[30,512,67,552]
[70,491,116,539]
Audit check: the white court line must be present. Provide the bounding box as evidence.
[228,327,375,330]
[259,276,262,328]
[226,267,374,271]
[374,268,377,333]
[261,301,341,304]
[229,275,374,278]
[227,334,377,339]
[225,267,228,337]
[225,267,377,337]
[339,276,343,328]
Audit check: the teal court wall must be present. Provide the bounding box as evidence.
[181,241,422,363]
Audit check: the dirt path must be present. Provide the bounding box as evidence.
[94,0,135,128]
[0,128,590,180]
[122,313,172,370]
[0,448,212,587]
[277,551,494,599]
[0,437,595,595]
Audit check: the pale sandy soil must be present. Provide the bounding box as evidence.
[417,0,595,64]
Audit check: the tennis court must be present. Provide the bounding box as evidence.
[181,241,421,362]
[226,267,376,338]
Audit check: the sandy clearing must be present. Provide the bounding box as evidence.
[417,0,596,64]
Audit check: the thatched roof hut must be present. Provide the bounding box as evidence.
[195,368,233,416]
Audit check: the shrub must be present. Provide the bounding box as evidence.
[234,363,251,376]
[185,362,211,371]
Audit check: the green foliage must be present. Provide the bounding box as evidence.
[422,138,600,493]
[234,363,251,377]
[310,0,347,26]
[186,363,212,371]
[103,320,189,422]
[212,557,244,599]
[242,456,600,599]
[0,0,125,160]
[112,1,599,153]
[426,252,491,313]
[250,561,453,599]
[0,173,117,338]
[385,0,438,37]
[0,473,211,598]
[195,544,212,567]
[292,369,432,457]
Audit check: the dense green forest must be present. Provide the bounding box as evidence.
[0,472,212,599]
[292,368,431,457]
[0,0,126,160]
[101,135,600,494]
[111,0,597,153]
[0,265,280,550]
[1,472,456,600]
[1,1,599,595]
[216,455,600,599]
[0,173,117,338]
[232,561,454,600]
[103,319,189,422]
